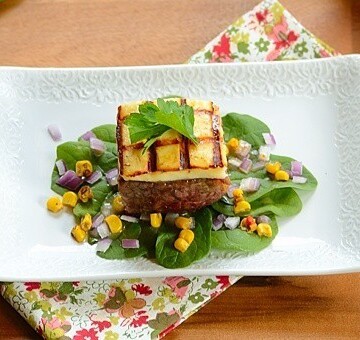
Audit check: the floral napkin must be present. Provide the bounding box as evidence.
[0,1,337,339]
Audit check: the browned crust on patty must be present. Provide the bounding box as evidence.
[119,177,230,214]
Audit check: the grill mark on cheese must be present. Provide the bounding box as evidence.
[117,107,124,174]
[212,112,223,168]
[148,144,157,172]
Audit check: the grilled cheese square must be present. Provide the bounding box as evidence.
[156,144,181,171]
[189,142,215,169]
[193,112,213,138]
[122,148,149,177]
[119,100,144,120]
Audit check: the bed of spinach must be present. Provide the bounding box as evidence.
[49,112,317,268]
[155,208,212,269]
[210,112,317,252]
[51,125,117,219]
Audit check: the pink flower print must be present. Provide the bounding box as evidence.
[267,17,298,50]
[216,276,231,289]
[24,282,41,291]
[210,34,233,62]
[130,311,149,328]
[163,276,190,298]
[266,49,282,61]
[319,49,331,58]
[247,9,273,33]
[131,283,153,296]
[47,317,62,330]
[73,328,99,340]
[213,34,231,57]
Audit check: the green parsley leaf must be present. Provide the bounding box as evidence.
[124,99,198,152]
[124,112,169,144]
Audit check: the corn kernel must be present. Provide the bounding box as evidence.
[174,238,190,253]
[265,162,281,174]
[179,229,195,244]
[175,217,193,230]
[46,196,63,213]
[234,200,251,214]
[78,185,93,203]
[76,160,93,177]
[62,191,78,207]
[257,223,272,237]
[150,213,163,228]
[112,196,125,214]
[80,213,92,231]
[275,170,289,181]
[233,188,244,201]
[71,225,87,243]
[227,138,239,152]
[105,214,122,234]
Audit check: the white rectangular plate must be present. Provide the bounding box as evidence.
[1,55,360,281]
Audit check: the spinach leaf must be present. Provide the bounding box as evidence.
[222,113,270,147]
[155,208,212,269]
[51,126,118,216]
[57,141,95,171]
[97,222,148,259]
[212,187,302,217]
[211,215,278,252]
[91,124,116,143]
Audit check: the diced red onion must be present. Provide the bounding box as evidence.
[97,223,111,239]
[224,216,240,230]
[291,161,303,176]
[90,137,106,156]
[212,214,226,231]
[56,170,83,190]
[106,168,119,186]
[262,133,276,146]
[55,159,67,176]
[140,213,150,221]
[228,158,242,170]
[80,131,96,141]
[164,213,179,227]
[92,213,105,228]
[239,158,253,174]
[235,140,251,158]
[120,215,139,223]
[101,203,112,217]
[240,177,261,192]
[292,176,307,184]
[252,161,265,171]
[122,239,140,249]
[96,238,112,252]
[258,145,271,162]
[47,124,62,141]
[227,183,240,198]
[85,170,102,184]
[256,215,271,224]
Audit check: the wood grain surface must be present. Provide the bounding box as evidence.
[0,0,360,339]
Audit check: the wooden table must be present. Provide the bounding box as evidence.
[0,0,359,338]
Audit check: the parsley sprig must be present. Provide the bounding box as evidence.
[124,98,198,152]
